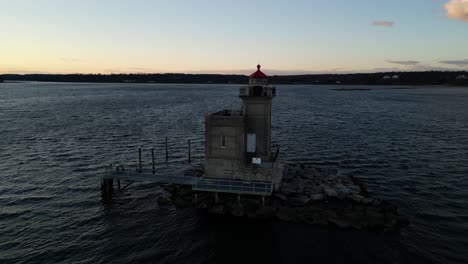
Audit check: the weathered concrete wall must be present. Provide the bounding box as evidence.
[205,115,245,160]
[204,158,273,182]
[242,97,272,161]
[204,158,244,179]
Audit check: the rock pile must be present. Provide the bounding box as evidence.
[162,164,409,231]
[279,165,375,204]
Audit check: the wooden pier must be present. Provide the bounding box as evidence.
[101,144,279,200]
[101,165,274,200]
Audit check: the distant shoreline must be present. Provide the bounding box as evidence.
[2,81,467,89]
[1,71,467,86]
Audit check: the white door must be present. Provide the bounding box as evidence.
[247,133,256,153]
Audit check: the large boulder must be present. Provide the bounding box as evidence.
[310,193,324,201]
[304,167,319,178]
[335,184,352,199]
[209,204,225,214]
[157,196,171,206]
[288,195,310,206]
[329,217,351,229]
[274,193,288,201]
[362,197,375,205]
[351,194,365,203]
[173,196,192,208]
[256,206,276,218]
[276,206,296,222]
[230,204,244,217]
[323,187,338,198]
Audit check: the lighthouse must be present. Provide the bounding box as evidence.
[105,65,281,198]
[204,65,278,185]
[240,64,276,161]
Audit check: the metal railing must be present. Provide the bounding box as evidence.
[208,115,245,122]
[239,86,276,97]
[106,165,273,196]
[193,178,272,195]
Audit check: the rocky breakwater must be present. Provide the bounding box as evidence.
[161,164,409,231]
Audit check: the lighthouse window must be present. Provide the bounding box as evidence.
[221,135,226,148]
[253,86,262,96]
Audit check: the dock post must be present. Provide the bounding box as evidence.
[194,193,198,204]
[107,179,113,199]
[117,179,121,190]
[151,148,155,174]
[101,178,114,201]
[188,139,191,163]
[165,137,168,160]
[261,196,265,207]
[138,147,142,173]
[101,179,104,199]
[237,194,241,204]
[214,192,219,204]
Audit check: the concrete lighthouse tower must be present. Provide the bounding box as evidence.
[240,64,276,161]
[204,65,278,184]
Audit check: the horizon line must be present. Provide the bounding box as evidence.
[2,70,468,76]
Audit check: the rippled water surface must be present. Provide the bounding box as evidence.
[1,82,467,264]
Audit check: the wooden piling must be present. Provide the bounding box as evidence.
[101,178,114,201]
[165,137,168,160]
[118,179,121,190]
[151,148,155,174]
[188,139,191,163]
[138,147,142,173]
[107,179,113,199]
[100,179,104,198]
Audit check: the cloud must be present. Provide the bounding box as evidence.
[370,67,402,72]
[59,57,87,63]
[372,21,394,27]
[444,0,468,22]
[440,59,468,66]
[388,60,420,66]
[409,64,457,71]
[0,68,50,74]
[104,67,156,73]
[386,60,460,71]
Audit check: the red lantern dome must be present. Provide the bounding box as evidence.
[249,64,268,78]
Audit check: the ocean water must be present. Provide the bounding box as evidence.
[0,82,467,264]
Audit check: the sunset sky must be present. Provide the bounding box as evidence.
[1,0,467,74]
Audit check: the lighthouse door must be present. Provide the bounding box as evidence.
[247,133,256,153]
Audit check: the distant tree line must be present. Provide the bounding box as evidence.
[1,71,467,86]
[270,71,468,86]
[0,73,247,84]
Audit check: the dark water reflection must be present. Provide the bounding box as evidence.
[1,82,467,263]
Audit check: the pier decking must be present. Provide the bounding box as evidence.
[104,166,274,196]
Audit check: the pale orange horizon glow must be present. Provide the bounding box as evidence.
[1,0,467,75]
